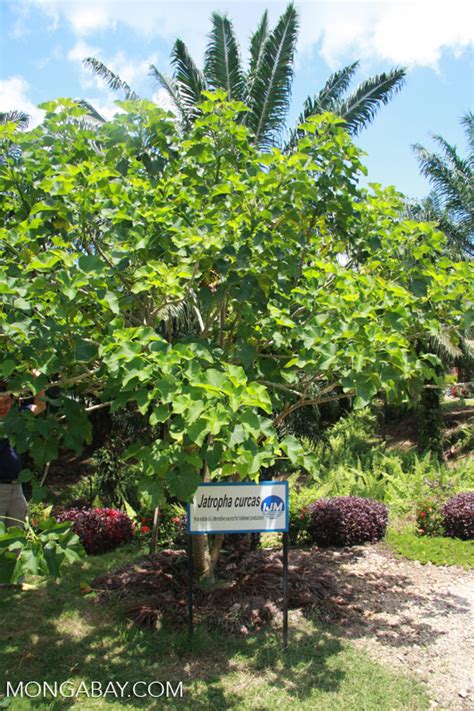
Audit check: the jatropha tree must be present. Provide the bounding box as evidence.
[0,95,472,580]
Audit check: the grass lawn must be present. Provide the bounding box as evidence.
[386,526,474,568]
[0,544,430,711]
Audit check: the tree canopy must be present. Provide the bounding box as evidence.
[1,94,471,515]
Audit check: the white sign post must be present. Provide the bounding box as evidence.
[186,481,290,648]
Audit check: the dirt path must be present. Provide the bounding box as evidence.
[314,545,474,710]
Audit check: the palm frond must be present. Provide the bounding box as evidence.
[413,144,468,209]
[286,62,359,150]
[83,57,139,100]
[0,110,30,129]
[461,111,474,158]
[311,62,360,113]
[247,3,299,147]
[171,39,208,118]
[335,67,406,135]
[413,136,473,256]
[436,215,474,257]
[149,65,189,126]
[74,99,106,123]
[204,12,244,100]
[428,330,463,364]
[432,134,471,178]
[248,10,269,77]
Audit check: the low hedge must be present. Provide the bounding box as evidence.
[303,496,388,547]
[442,492,474,540]
[57,507,134,554]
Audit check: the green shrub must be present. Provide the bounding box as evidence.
[289,408,474,516]
[415,477,455,536]
[415,500,445,536]
[289,506,313,546]
[132,503,187,550]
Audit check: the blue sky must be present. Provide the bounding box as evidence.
[1,0,472,199]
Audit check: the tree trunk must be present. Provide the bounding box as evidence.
[418,384,443,460]
[191,435,227,582]
[149,506,160,554]
[192,534,212,580]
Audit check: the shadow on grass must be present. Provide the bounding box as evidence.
[1,541,466,710]
[0,546,346,710]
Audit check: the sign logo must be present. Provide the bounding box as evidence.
[261,495,285,519]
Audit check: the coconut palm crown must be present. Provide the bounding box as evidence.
[84,3,406,150]
[413,112,473,257]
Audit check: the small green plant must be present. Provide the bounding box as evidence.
[415,499,444,536]
[28,502,54,530]
[289,506,313,546]
[133,504,187,549]
[415,477,455,536]
[0,517,85,583]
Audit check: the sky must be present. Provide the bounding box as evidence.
[0,0,473,199]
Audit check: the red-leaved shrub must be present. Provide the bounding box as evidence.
[442,492,474,540]
[305,496,388,547]
[56,507,134,554]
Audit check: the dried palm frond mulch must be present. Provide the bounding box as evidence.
[92,545,337,636]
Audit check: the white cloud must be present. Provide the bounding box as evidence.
[25,0,474,71]
[298,0,474,68]
[0,76,45,128]
[67,39,100,65]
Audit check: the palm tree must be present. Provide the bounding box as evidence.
[84,3,406,149]
[413,112,473,257]
[0,110,30,129]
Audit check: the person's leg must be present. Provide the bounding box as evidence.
[0,484,26,587]
[5,484,27,529]
[0,483,12,528]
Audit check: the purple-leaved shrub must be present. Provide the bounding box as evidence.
[305,496,388,547]
[57,507,134,554]
[442,492,474,540]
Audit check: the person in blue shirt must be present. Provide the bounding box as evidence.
[0,373,46,530]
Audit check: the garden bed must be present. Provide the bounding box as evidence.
[92,546,337,635]
[92,541,474,709]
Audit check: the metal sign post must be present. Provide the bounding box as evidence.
[187,534,193,640]
[186,481,290,648]
[282,531,288,650]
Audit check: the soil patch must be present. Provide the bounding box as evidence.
[315,545,474,711]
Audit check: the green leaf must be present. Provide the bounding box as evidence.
[43,544,65,578]
[150,404,169,425]
[17,468,33,484]
[0,359,16,377]
[78,255,105,273]
[166,468,202,501]
[75,340,99,363]
[193,369,228,393]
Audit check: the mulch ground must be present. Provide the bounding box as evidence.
[92,544,337,636]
